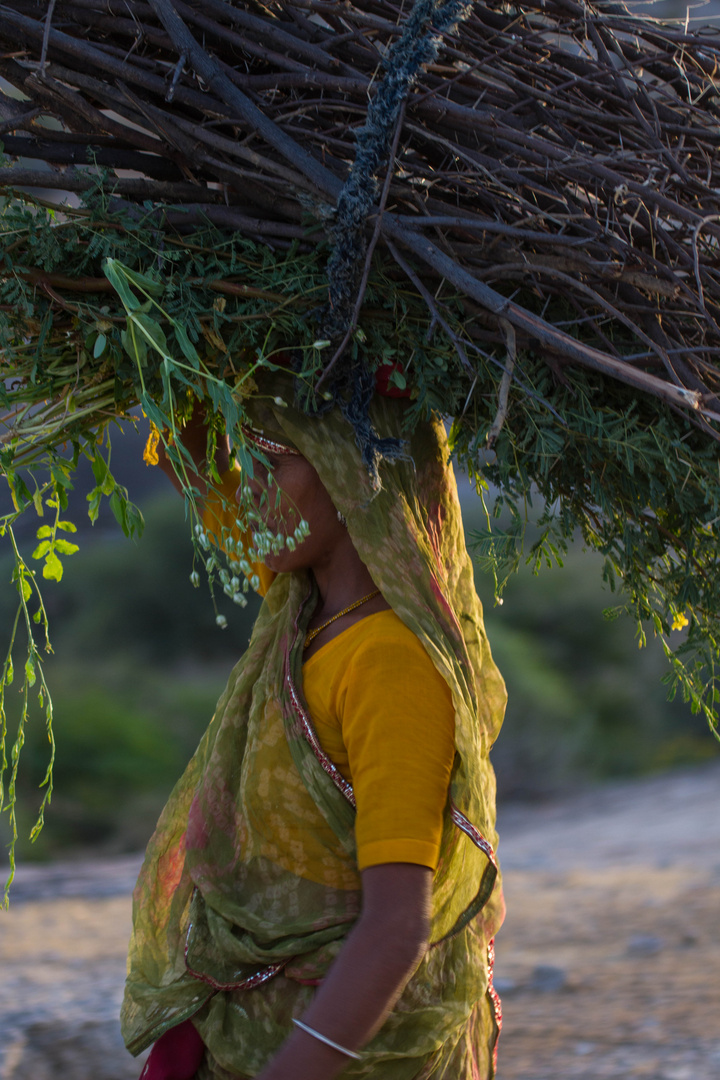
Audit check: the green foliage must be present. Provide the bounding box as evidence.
[451,360,720,740]
[0,495,261,861]
[473,542,718,797]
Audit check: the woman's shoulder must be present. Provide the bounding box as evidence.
[342,610,438,673]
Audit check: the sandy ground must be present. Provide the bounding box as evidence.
[1,761,718,1080]
[494,761,720,1079]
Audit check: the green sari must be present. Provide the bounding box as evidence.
[121,395,507,1078]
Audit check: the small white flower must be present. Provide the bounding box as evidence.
[285,536,296,552]
[216,614,228,629]
[189,570,200,587]
[274,396,287,407]
[232,593,247,607]
[251,574,261,591]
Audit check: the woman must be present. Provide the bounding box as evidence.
[122,385,507,1079]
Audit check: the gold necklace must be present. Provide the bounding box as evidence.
[304,590,381,649]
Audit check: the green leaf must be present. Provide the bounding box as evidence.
[130,312,168,356]
[32,488,44,517]
[140,397,167,431]
[25,657,37,687]
[91,454,108,487]
[50,465,74,490]
[122,264,165,296]
[174,321,200,364]
[54,539,79,556]
[109,490,127,534]
[86,488,102,524]
[103,258,142,312]
[42,551,63,581]
[32,540,51,560]
[6,656,14,685]
[124,502,145,540]
[18,575,31,602]
[57,520,77,533]
[36,525,53,539]
[93,333,107,359]
[121,325,147,366]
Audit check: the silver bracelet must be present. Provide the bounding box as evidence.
[292,1018,362,1060]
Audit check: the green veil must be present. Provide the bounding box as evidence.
[121,393,507,1079]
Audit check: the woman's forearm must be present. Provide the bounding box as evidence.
[257,863,431,1080]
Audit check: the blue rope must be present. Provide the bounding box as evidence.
[324,0,475,338]
[311,0,475,484]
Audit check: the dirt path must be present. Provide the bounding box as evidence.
[1,762,718,1080]
[495,761,720,1079]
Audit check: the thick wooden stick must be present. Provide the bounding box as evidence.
[146,0,343,200]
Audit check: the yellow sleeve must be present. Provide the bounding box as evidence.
[339,630,455,871]
[201,467,276,598]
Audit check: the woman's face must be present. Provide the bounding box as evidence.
[242,450,347,573]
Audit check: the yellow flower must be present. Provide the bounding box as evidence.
[143,422,160,467]
[671,612,689,631]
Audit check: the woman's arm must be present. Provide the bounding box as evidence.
[257,862,432,1080]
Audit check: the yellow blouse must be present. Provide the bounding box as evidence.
[303,611,455,871]
[203,469,456,874]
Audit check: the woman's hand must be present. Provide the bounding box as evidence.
[256,862,432,1080]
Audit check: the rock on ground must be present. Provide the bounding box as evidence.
[1,763,719,1079]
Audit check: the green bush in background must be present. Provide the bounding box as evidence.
[1,486,716,862]
[461,493,717,797]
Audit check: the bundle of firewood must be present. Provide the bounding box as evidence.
[0,0,718,419]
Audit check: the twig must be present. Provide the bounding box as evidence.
[0,107,42,134]
[39,0,58,78]
[385,238,474,378]
[692,215,720,318]
[487,319,517,449]
[165,48,187,103]
[383,223,704,416]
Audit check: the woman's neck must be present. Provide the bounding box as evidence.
[310,532,378,619]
